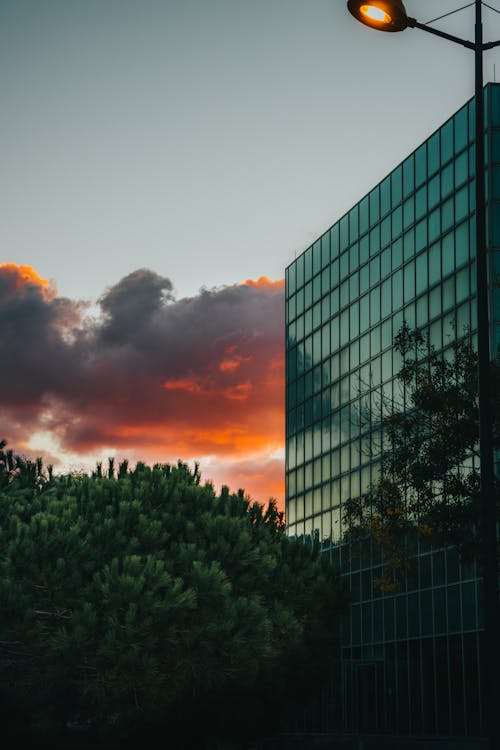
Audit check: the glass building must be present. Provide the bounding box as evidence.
[285,84,500,743]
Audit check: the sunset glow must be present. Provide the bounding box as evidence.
[0,265,285,508]
[163,378,206,394]
[0,263,55,299]
[243,276,285,290]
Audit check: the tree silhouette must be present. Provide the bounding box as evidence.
[344,324,500,591]
[0,446,346,747]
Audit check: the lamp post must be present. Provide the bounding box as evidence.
[347,2,499,747]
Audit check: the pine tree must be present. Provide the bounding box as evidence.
[0,448,346,746]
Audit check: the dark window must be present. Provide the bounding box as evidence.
[433,587,447,634]
[384,597,395,641]
[463,633,481,735]
[420,589,433,636]
[461,581,477,631]
[435,636,450,734]
[395,595,407,639]
[449,636,465,735]
[433,550,446,585]
[396,642,410,733]
[421,637,436,734]
[408,639,422,734]
[447,584,461,633]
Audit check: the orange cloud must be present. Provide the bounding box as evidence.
[163,377,206,394]
[223,381,253,401]
[219,354,252,373]
[243,276,285,291]
[0,267,285,508]
[0,263,55,300]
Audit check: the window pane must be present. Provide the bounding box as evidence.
[455,222,469,267]
[392,269,403,309]
[404,261,415,304]
[330,224,339,259]
[428,131,440,174]
[415,143,427,187]
[455,150,468,187]
[369,187,380,225]
[454,105,468,152]
[442,197,454,233]
[416,252,428,295]
[381,175,391,215]
[340,215,349,252]
[391,165,402,204]
[403,154,414,197]
[429,241,441,284]
[349,207,359,243]
[441,119,454,164]
[442,163,454,198]
[416,219,427,253]
[359,196,369,235]
[455,185,469,223]
[429,208,441,243]
[415,184,427,220]
[392,206,403,237]
[442,232,454,277]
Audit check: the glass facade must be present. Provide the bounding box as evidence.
[285,84,500,739]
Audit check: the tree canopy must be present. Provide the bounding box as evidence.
[0,443,346,747]
[344,325,500,591]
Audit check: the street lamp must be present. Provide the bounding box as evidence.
[347,0,412,31]
[347,2,499,748]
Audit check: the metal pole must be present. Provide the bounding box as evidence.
[474,2,499,747]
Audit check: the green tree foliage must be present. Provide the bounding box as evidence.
[0,443,346,747]
[344,325,500,592]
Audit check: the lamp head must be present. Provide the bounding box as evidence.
[347,0,411,32]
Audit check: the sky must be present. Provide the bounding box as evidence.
[2,0,500,507]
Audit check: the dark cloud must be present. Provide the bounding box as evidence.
[98,268,175,345]
[0,264,284,505]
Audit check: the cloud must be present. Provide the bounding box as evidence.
[208,455,285,505]
[0,264,285,507]
[0,263,55,300]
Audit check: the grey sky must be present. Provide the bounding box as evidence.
[2,0,500,303]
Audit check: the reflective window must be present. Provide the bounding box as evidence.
[441,118,454,164]
[369,186,380,226]
[284,88,494,734]
[403,154,414,198]
[454,105,468,152]
[349,207,358,244]
[340,215,349,252]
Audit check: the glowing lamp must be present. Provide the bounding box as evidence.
[347,0,412,32]
[360,5,391,24]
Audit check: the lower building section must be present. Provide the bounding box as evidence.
[284,87,500,748]
[341,633,482,737]
[267,734,487,750]
[280,544,486,745]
